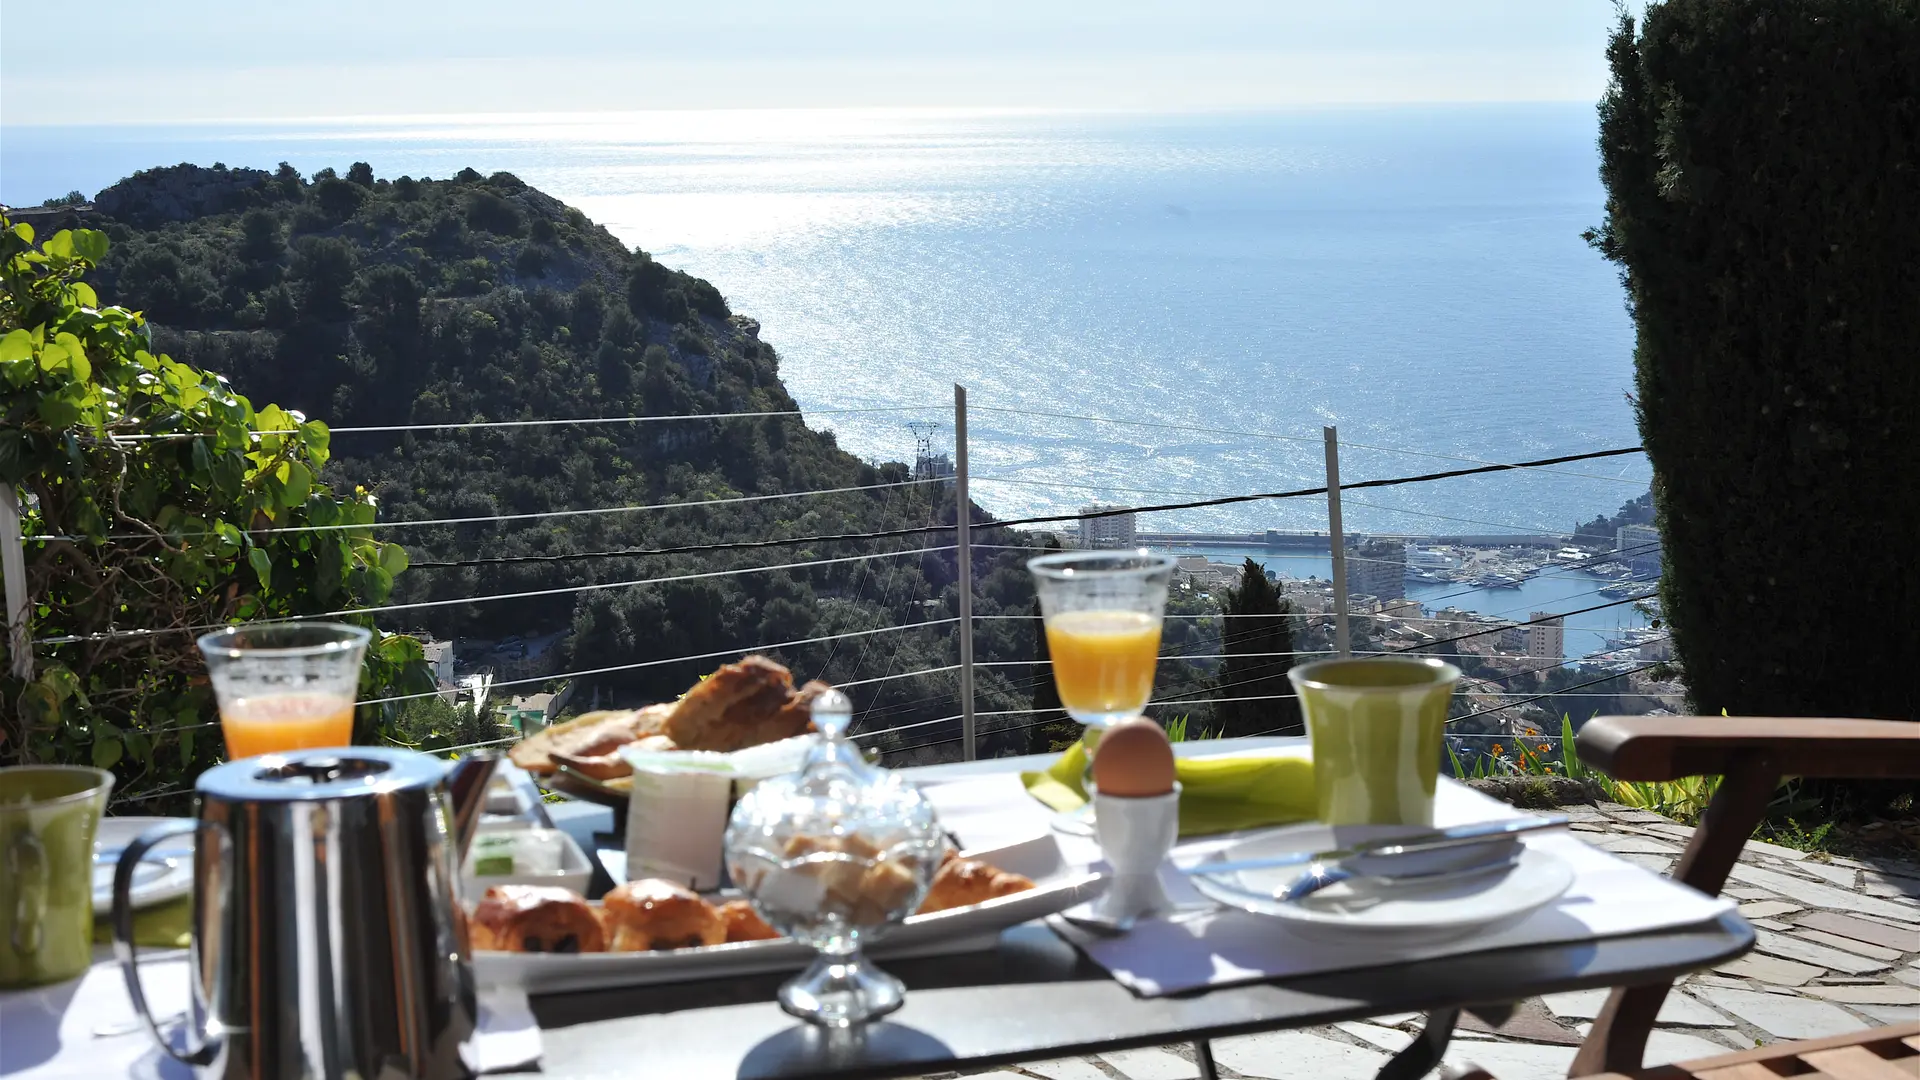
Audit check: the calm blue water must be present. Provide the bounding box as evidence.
[2,106,1648,541]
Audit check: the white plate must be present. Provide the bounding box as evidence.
[475,832,1106,993]
[93,817,196,915]
[1187,825,1574,946]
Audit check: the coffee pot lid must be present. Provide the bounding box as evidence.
[195,746,450,803]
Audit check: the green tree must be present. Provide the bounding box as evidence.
[1590,0,1920,745]
[394,694,508,751]
[292,236,358,320]
[1214,559,1302,737]
[313,177,368,221]
[0,216,431,805]
[240,208,285,265]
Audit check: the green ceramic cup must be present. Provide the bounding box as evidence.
[1288,657,1461,826]
[0,765,114,988]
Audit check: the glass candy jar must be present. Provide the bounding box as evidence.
[723,688,944,1027]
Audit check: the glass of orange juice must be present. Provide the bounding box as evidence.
[195,622,372,760]
[1029,550,1176,833]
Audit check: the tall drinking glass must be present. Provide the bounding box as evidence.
[196,622,372,760]
[1029,550,1177,834]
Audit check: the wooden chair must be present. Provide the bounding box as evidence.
[1449,715,1920,1080]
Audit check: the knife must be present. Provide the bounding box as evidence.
[1186,814,1569,879]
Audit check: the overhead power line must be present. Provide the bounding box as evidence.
[401,446,1646,568]
[31,478,941,544]
[32,545,960,646]
[1386,594,1657,655]
[1448,663,1662,724]
[355,619,964,707]
[1337,439,1650,487]
[103,406,939,442]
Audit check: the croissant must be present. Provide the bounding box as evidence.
[718,899,780,943]
[917,856,1036,914]
[601,879,726,951]
[470,885,606,953]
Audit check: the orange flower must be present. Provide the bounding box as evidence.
[1538,744,1552,754]
[1491,744,1505,757]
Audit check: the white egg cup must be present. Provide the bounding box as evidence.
[1088,782,1181,928]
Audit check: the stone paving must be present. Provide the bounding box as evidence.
[939,801,1920,1080]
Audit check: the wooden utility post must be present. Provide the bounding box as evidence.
[1324,427,1351,658]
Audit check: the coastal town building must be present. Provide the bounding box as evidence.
[1617,523,1663,578]
[1380,598,1423,621]
[500,693,558,733]
[1078,504,1137,549]
[1527,611,1566,660]
[423,639,455,684]
[1346,539,1406,602]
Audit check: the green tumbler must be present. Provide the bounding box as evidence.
[0,765,114,988]
[1288,657,1460,826]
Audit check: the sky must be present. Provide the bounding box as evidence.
[1,1,1627,125]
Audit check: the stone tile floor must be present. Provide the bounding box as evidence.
[934,802,1920,1080]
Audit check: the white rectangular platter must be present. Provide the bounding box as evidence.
[473,832,1105,994]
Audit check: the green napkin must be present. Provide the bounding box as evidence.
[95,895,192,949]
[1021,743,1318,836]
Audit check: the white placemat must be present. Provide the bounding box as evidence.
[0,947,541,1077]
[1049,783,1736,997]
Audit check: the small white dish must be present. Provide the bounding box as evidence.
[93,816,196,915]
[1188,824,1574,945]
[483,775,526,818]
[463,822,593,898]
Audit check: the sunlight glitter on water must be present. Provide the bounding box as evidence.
[2,106,1652,534]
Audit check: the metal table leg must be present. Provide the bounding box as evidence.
[1193,1039,1219,1080]
[1374,1007,1459,1080]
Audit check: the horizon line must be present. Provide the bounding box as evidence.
[0,99,1602,130]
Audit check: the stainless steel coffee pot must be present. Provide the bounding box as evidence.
[112,747,499,1079]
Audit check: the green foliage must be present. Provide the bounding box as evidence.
[1757,816,1835,853]
[392,693,510,751]
[1572,492,1653,547]
[42,191,87,208]
[1591,1,1920,735]
[1606,773,1722,823]
[1446,714,1723,816]
[1442,714,1857,849]
[1163,715,1219,742]
[0,214,432,803]
[1214,558,1301,736]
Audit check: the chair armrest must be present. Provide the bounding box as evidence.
[1577,715,1920,783]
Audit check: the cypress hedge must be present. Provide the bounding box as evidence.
[1590,0,1920,724]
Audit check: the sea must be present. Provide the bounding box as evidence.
[1,105,1653,655]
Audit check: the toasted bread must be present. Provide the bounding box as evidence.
[508,704,671,775]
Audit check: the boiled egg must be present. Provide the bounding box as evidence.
[1092,718,1176,798]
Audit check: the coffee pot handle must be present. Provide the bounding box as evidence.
[113,820,221,1067]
